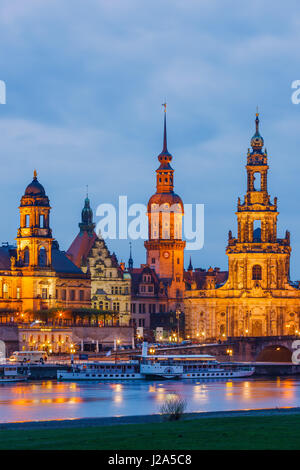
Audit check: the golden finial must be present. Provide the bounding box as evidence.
[33,169,37,179]
[256,105,259,117]
[162,102,167,113]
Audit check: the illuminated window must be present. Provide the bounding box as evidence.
[42,288,47,299]
[16,287,21,299]
[2,283,8,299]
[252,265,262,280]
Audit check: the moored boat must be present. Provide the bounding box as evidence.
[57,360,143,381]
[140,353,255,379]
[0,365,29,383]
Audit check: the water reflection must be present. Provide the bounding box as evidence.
[0,377,300,423]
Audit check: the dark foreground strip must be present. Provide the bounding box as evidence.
[1,406,300,430]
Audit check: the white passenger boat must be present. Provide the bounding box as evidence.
[57,361,143,381]
[0,365,29,383]
[57,343,255,381]
[140,354,255,379]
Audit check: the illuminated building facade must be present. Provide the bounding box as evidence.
[185,114,300,339]
[130,108,185,338]
[67,196,131,326]
[0,172,90,322]
[19,327,74,354]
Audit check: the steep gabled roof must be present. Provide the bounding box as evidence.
[66,230,97,268]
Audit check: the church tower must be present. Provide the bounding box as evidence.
[16,170,53,268]
[144,106,185,302]
[226,113,291,291]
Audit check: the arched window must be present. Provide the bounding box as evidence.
[24,247,29,266]
[2,283,8,299]
[253,220,261,242]
[25,214,30,227]
[253,172,261,191]
[39,214,45,228]
[252,265,262,280]
[38,247,47,267]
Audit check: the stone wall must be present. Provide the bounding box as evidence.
[72,326,134,348]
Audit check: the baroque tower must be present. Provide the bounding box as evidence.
[144,106,185,304]
[17,170,53,268]
[226,113,291,292]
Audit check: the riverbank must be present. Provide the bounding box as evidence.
[1,408,300,449]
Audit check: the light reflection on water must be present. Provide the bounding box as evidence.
[0,377,300,423]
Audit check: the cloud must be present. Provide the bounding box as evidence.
[0,1,300,276]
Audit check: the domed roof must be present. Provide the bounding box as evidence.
[148,192,184,212]
[25,170,46,197]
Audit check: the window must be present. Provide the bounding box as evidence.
[253,172,261,191]
[25,214,30,227]
[151,258,155,264]
[70,290,75,301]
[253,220,261,242]
[252,265,262,280]
[3,283,8,299]
[38,247,47,267]
[39,214,45,228]
[16,287,21,299]
[42,288,47,299]
[61,289,66,300]
[24,247,29,266]
[79,290,84,301]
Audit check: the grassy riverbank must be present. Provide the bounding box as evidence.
[1,412,300,449]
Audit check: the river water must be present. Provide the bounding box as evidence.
[0,377,300,423]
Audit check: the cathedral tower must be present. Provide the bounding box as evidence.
[144,106,185,301]
[226,113,291,291]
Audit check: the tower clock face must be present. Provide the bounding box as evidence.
[163,251,170,259]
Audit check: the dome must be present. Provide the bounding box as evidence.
[25,171,46,197]
[147,192,184,212]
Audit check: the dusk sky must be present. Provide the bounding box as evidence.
[1,1,300,277]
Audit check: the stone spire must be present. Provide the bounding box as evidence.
[79,194,95,234]
[128,242,133,270]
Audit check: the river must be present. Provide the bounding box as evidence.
[0,376,299,423]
